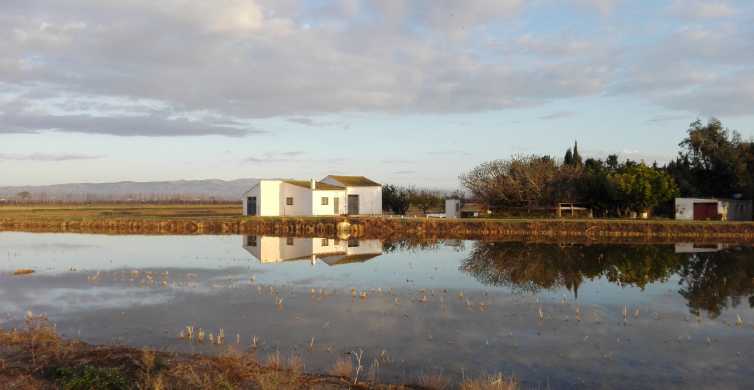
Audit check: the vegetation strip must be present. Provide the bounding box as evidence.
[1,213,754,243]
[1,316,516,389]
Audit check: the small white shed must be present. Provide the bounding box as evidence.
[675,198,753,221]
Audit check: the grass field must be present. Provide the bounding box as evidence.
[2,203,753,224]
[1,203,753,242]
[0,203,242,220]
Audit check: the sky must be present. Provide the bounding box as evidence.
[1,0,753,189]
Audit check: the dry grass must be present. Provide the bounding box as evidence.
[330,357,353,378]
[418,373,451,389]
[0,317,428,389]
[459,373,517,390]
[2,203,753,243]
[12,269,35,276]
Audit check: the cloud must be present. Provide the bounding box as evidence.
[567,0,622,15]
[244,151,306,164]
[0,153,103,161]
[0,0,752,139]
[0,0,610,131]
[286,117,350,129]
[539,111,576,120]
[381,159,416,164]
[646,114,692,124]
[427,150,472,157]
[0,101,263,136]
[668,0,737,19]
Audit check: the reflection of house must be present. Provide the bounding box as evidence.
[675,242,730,254]
[242,176,382,217]
[675,198,752,221]
[242,236,383,265]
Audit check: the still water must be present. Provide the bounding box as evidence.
[2,232,754,388]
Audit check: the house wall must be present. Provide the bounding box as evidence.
[241,185,259,216]
[320,177,382,215]
[311,190,346,216]
[675,198,721,220]
[675,198,753,221]
[242,181,286,216]
[344,239,383,255]
[278,183,313,216]
[445,199,461,218]
[343,186,382,215]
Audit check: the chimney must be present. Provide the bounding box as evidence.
[310,179,316,190]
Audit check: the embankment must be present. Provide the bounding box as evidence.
[2,215,754,244]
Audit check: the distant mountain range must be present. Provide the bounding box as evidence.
[0,179,260,201]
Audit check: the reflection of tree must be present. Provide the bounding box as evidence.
[678,247,754,318]
[461,242,754,317]
[461,242,683,296]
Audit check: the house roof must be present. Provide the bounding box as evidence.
[319,253,381,266]
[283,180,345,191]
[325,175,381,187]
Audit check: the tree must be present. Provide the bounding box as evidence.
[572,141,583,167]
[409,189,443,214]
[609,163,678,215]
[563,148,574,165]
[16,191,32,201]
[669,118,752,198]
[460,155,558,211]
[382,184,410,215]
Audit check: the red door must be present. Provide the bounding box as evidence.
[693,202,718,220]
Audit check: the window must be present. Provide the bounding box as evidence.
[321,197,329,206]
[348,239,360,248]
[321,238,329,246]
[286,237,294,246]
[246,236,257,247]
[286,197,294,206]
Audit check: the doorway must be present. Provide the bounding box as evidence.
[693,202,718,220]
[347,195,359,215]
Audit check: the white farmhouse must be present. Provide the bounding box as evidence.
[242,175,382,216]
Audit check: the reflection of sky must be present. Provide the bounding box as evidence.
[3,232,754,388]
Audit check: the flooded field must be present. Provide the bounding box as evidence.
[2,232,754,389]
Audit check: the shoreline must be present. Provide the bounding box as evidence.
[2,214,754,244]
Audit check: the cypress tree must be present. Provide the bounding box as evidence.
[564,148,574,165]
[573,141,583,167]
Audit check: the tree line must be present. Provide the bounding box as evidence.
[460,118,753,217]
[382,185,447,215]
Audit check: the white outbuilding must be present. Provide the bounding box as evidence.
[674,198,752,221]
[242,175,382,216]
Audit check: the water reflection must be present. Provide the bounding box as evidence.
[3,232,754,388]
[242,235,383,265]
[461,241,754,318]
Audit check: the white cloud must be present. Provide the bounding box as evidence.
[0,0,752,139]
[669,0,737,19]
[0,153,103,161]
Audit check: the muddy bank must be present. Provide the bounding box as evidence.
[1,215,754,243]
